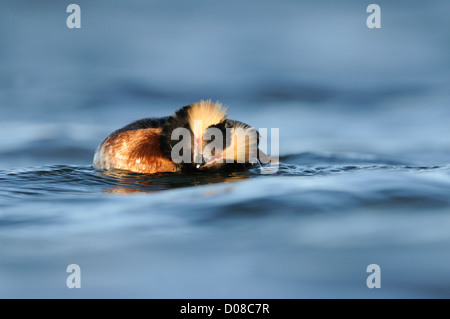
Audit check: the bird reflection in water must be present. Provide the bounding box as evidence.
[98,169,252,194]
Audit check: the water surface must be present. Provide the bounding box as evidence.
[0,0,449,298]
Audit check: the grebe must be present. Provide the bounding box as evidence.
[93,100,265,174]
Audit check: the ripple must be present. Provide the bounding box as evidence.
[0,153,448,203]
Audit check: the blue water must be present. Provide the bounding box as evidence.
[1,0,449,298]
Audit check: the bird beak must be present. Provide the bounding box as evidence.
[194,153,203,168]
[193,136,224,169]
[195,156,208,169]
[197,154,223,169]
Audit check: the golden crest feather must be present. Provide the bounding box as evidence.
[187,100,227,137]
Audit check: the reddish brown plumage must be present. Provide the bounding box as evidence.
[94,128,177,174]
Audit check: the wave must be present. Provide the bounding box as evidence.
[0,153,448,211]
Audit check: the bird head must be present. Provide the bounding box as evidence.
[161,100,259,171]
